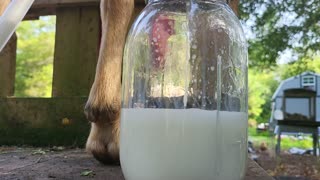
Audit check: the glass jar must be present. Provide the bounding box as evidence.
[120,0,248,179]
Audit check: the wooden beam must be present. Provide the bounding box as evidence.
[0,34,16,97]
[25,7,56,20]
[0,97,89,146]
[29,0,238,17]
[31,0,145,9]
[27,0,145,19]
[0,0,16,97]
[32,0,100,8]
[30,0,239,12]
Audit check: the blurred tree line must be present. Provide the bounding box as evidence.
[240,0,320,66]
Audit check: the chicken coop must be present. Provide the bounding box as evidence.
[0,0,144,146]
[269,71,320,155]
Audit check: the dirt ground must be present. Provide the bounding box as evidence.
[255,150,320,180]
[0,146,273,180]
[0,147,123,180]
[2,146,319,180]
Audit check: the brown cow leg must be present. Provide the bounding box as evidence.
[85,0,238,164]
[0,0,10,14]
[85,0,134,164]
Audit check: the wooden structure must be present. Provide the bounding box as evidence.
[0,0,239,146]
[0,0,16,97]
[0,0,145,146]
[270,72,320,155]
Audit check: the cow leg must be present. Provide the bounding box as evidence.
[85,0,134,164]
[0,0,10,14]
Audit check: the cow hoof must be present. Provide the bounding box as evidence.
[86,121,120,165]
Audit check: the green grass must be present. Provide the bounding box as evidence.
[248,127,270,137]
[279,136,313,150]
[248,127,313,150]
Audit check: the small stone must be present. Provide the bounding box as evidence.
[260,142,268,151]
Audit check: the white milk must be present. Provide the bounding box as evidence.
[120,108,247,180]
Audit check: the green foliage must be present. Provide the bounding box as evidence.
[278,57,320,80]
[248,127,270,137]
[249,135,313,150]
[248,68,278,124]
[240,0,320,66]
[15,16,56,97]
[280,136,313,150]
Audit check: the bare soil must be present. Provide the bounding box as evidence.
[0,147,123,180]
[0,146,273,180]
[255,150,320,180]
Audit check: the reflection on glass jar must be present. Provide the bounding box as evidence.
[121,0,248,180]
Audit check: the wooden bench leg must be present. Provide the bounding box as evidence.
[318,134,320,156]
[313,132,318,156]
[312,132,320,156]
[276,131,281,155]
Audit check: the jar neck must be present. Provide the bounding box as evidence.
[147,0,228,4]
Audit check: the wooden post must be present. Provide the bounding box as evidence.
[0,35,16,97]
[0,0,16,97]
[52,6,100,97]
[228,0,239,16]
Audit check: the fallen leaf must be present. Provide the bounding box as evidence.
[62,118,71,125]
[32,149,46,155]
[80,170,94,177]
[51,146,65,151]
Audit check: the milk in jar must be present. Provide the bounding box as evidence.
[120,108,247,180]
[120,0,248,179]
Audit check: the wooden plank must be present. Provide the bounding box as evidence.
[0,34,16,97]
[32,0,100,8]
[28,0,239,17]
[78,7,101,95]
[0,0,16,97]
[25,7,56,20]
[0,97,89,146]
[32,0,239,9]
[52,6,100,97]
[31,0,145,9]
[0,0,17,97]
[52,7,81,97]
[26,4,145,20]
